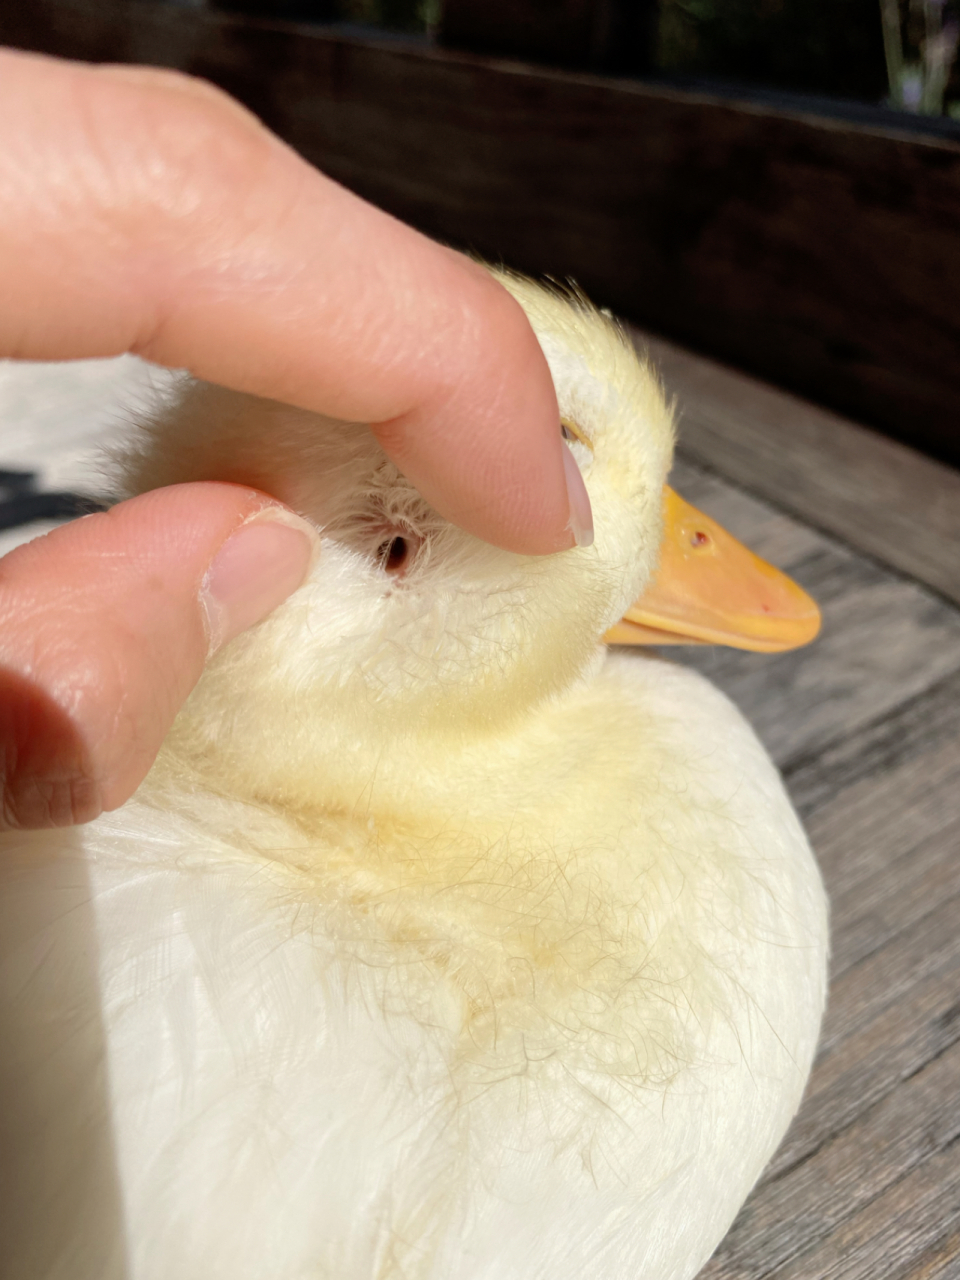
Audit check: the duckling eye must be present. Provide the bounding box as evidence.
[380,536,409,574]
[561,418,593,451]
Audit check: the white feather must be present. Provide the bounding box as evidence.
[0,276,827,1280]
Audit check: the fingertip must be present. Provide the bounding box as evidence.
[0,484,318,828]
[201,506,320,655]
[0,52,580,556]
[370,262,580,555]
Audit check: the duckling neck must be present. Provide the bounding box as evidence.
[165,641,615,836]
[146,650,815,1127]
[160,648,671,886]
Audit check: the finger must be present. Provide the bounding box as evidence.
[0,484,318,830]
[0,49,590,554]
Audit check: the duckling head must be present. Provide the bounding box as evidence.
[122,272,814,812]
[121,275,673,799]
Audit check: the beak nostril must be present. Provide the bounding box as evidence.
[692,531,710,548]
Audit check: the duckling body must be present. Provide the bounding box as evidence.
[0,279,827,1280]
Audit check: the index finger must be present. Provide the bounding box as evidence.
[0,48,591,554]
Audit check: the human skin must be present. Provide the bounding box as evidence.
[0,48,592,830]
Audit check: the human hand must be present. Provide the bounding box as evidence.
[0,48,593,829]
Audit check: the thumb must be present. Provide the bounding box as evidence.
[0,484,318,830]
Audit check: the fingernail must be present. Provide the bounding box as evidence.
[562,442,594,548]
[201,506,320,654]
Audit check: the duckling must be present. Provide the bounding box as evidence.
[0,275,827,1280]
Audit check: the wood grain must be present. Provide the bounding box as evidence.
[774,1146,960,1280]
[653,342,960,608]
[4,0,960,466]
[663,458,960,766]
[663,461,960,1280]
[703,1043,960,1278]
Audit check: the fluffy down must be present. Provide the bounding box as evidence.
[0,275,827,1280]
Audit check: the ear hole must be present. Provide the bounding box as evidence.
[379,535,409,574]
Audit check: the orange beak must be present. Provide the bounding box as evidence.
[604,487,820,653]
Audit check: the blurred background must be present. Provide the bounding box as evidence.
[2,0,959,470]
[208,0,959,117]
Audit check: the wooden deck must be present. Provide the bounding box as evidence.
[634,332,960,1280]
[1,339,959,1278]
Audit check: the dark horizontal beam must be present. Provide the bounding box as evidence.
[3,0,959,467]
[439,0,659,76]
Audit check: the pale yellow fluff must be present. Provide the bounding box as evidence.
[0,275,827,1280]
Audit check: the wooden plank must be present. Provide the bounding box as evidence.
[700,1039,960,1278]
[827,812,960,976]
[697,688,960,1278]
[664,458,960,768]
[669,456,826,568]
[749,677,960,1180]
[769,955,960,1181]
[4,0,960,468]
[768,709,960,1173]
[438,0,657,75]
[652,340,960,608]
[793,703,960,982]
[773,1140,960,1279]
[661,457,960,1278]
[783,666,960,823]
[785,888,960,1143]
